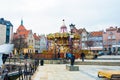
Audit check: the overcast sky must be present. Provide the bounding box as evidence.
[1,0,120,35]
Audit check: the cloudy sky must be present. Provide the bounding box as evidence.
[1,0,120,35]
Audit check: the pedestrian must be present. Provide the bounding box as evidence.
[40,59,44,66]
[70,54,75,66]
[57,47,60,58]
[81,52,85,62]
[9,52,13,58]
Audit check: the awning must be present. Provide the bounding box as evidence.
[90,47,103,50]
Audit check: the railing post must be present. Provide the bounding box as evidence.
[24,63,27,79]
[14,58,16,64]
[2,67,9,80]
[9,58,10,64]
[20,58,21,64]
[18,66,23,80]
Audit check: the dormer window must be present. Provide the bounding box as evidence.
[109,32,113,35]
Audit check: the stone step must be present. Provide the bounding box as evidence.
[96,58,120,60]
[74,61,120,66]
[43,59,120,66]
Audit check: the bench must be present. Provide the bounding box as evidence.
[98,70,120,80]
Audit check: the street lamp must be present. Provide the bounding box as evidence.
[69,24,75,33]
[54,38,57,59]
[69,24,75,54]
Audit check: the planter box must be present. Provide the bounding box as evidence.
[66,65,79,71]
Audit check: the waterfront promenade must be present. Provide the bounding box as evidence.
[31,55,120,80]
[31,64,120,80]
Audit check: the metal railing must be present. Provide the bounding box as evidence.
[1,58,39,80]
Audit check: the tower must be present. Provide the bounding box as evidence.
[60,19,68,33]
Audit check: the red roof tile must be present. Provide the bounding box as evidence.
[90,31,103,37]
[33,33,40,40]
[15,24,30,39]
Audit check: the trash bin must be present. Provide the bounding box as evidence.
[40,59,44,66]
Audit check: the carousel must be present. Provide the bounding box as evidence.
[47,20,80,58]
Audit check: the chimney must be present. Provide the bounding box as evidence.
[34,33,36,35]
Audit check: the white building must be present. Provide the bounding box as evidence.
[0,18,13,45]
[33,33,40,53]
[40,35,47,53]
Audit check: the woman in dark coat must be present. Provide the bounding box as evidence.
[81,52,85,62]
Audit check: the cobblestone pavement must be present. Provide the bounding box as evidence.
[31,64,120,80]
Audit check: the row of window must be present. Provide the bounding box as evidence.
[103,41,120,45]
[108,35,116,39]
[6,25,10,43]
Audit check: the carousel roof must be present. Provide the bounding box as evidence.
[47,32,80,40]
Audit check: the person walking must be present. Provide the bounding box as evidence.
[81,52,85,62]
[57,47,60,59]
[70,54,75,66]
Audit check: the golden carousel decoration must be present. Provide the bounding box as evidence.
[47,20,80,57]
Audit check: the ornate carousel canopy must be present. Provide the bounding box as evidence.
[47,32,80,40]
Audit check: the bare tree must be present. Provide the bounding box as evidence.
[12,35,28,54]
[85,40,94,51]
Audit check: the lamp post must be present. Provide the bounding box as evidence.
[54,38,57,59]
[69,24,75,54]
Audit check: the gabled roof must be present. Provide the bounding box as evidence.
[106,27,117,31]
[33,33,40,40]
[15,20,30,39]
[0,18,13,26]
[17,25,27,32]
[78,28,87,34]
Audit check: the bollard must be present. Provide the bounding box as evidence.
[18,66,23,80]
[4,73,9,80]
[2,68,9,80]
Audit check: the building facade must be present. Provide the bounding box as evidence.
[103,27,120,54]
[33,33,40,53]
[0,18,13,45]
[89,31,103,53]
[39,35,47,53]
[13,20,35,54]
[78,28,89,50]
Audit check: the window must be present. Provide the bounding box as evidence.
[112,35,116,39]
[118,40,120,45]
[103,41,106,45]
[7,28,9,31]
[108,36,111,39]
[112,41,116,44]
[99,42,102,46]
[82,33,86,36]
[109,32,113,35]
[104,48,107,51]
[6,35,9,43]
[118,47,120,51]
